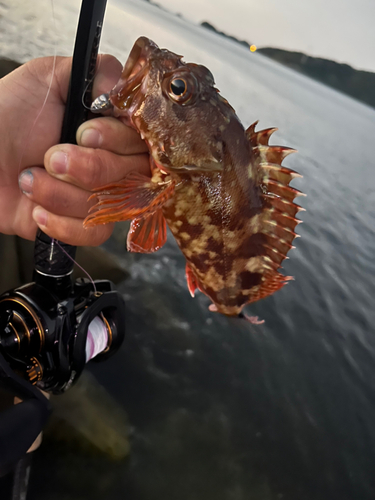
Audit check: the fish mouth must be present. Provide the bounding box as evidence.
[109,37,158,123]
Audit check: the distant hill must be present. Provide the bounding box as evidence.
[201,21,375,109]
[257,48,375,108]
[201,21,251,50]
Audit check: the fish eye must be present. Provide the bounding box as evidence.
[170,78,187,96]
[165,73,198,105]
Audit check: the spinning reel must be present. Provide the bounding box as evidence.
[0,233,125,394]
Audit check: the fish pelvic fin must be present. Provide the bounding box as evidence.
[127,209,167,253]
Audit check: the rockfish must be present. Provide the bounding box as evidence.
[84,37,304,321]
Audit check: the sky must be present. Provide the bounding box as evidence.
[151,0,375,72]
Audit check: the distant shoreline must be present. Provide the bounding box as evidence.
[201,21,375,110]
[3,13,374,112]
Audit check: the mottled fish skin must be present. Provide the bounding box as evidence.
[161,116,265,315]
[84,37,303,317]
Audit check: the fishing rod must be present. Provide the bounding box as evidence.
[0,0,126,492]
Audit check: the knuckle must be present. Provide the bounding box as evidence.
[34,176,58,211]
[87,150,108,188]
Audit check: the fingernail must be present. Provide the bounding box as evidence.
[80,128,102,148]
[18,170,33,194]
[49,151,68,175]
[33,207,48,227]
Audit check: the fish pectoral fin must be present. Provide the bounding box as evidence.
[83,171,175,227]
[127,210,167,253]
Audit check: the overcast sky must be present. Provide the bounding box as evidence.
[152,0,375,72]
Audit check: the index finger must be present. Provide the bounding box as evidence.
[92,54,123,100]
[44,143,150,190]
[76,116,148,156]
[52,54,122,104]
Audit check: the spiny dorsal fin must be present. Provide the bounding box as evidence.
[260,162,301,184]
[253,145,297,165]
[243,122,304,304]
[246,121,278,147]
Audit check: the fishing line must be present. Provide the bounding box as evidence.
[81,53,103,111]
[17,0,57,177]
[52,238,97,294]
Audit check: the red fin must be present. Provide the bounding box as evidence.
[264,178,305,201]
[246,271,294,305]
[84,171,175,227]
[253,145,297,165]
[185,263,199,298]
[239,123,304,305]
[127,210,167,253]
[263,193,303,217]
[259,162,301,183]
[246,122,278,146]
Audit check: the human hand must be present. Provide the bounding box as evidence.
[0,55,149,245]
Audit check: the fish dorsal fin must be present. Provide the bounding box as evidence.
[243,122,305,304]
[246,121,278,146]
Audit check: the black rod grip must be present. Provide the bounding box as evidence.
[61,0,107,143]
[34,0,107,279]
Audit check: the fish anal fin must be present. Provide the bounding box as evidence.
[127,210,167,253]
[84,171,175,227]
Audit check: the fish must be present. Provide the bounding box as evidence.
[84,37,304,321]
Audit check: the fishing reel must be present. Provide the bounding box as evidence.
[0,277,125,395]
[0,232,125,394]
